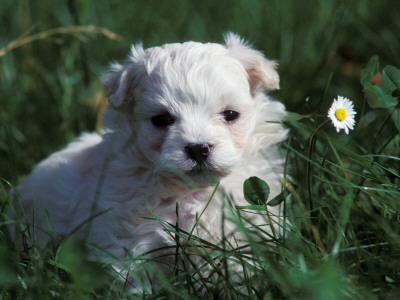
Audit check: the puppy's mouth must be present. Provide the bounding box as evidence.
[188,162,219,176]
[184,163,222,186]
[159,159,225,187]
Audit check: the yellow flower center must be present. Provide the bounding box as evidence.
[335,108,347,121]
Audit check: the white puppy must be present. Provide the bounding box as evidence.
[12,33,287,282]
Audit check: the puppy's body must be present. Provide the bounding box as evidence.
[12,34,287,276]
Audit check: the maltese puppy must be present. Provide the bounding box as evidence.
[11,33,287,283]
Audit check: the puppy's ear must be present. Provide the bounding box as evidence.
[224,33,279,93]
[102,43,146,108]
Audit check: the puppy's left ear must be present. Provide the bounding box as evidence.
[102,43,146,108]
[224,33,279,94]
[102,63,134,108]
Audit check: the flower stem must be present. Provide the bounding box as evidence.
[307,119,330,216]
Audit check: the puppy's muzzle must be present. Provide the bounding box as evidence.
[185,143,213,164]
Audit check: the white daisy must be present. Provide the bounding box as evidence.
[327,96,356,134]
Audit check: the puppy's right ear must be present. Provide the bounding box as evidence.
[224,33,279,94]
[102,43,146,108]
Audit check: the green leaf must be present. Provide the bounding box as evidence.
[243,176,270,205]
[58,237,86,269]
[392,109,400,133]
[385,275,395,283]
[360,55,380,86]
[363,64,400,109]
[363,82,397,109]
[392,88,400,98]
[384,65,400,89]
[267,192,286,207]
[57,237,108,290]
[381,66,400,95]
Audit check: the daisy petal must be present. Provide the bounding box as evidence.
[327,96,356,134]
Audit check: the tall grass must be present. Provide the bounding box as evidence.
[1,0,400,298]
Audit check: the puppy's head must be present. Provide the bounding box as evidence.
[102,33,279,186]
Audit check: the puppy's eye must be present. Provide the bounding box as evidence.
[222,110,240,122]
[151,113,175,128]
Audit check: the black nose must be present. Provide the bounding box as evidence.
[185,143,211,163]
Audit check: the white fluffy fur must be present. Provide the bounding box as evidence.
[12,33,287,283]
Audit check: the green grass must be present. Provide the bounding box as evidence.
[1,0,400,298]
